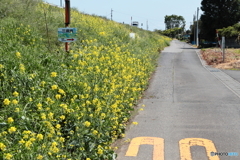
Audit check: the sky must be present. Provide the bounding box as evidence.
[44,0,203,31]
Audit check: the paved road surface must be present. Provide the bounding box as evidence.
[116,40,240,160]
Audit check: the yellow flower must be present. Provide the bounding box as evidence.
[29,138,36,142]
[37,103,42,110]
[12,99,18,105]
[36,134,44,140]
[132,122,138,125]
[8,127,17,134]
[15,107,20,112]
[99,32,106,36]
[51,72,57,77]
[51,85,58,90]
[86,158,91,160]
[55,124,61,129]
[19,139,25,144]
[16,51,21,58]
[41,113,46,120]
[19,63,25,73]
[84,121,91,127]
[48,112,54,120]
[97,149,103,154]
[40,81,46,87]
[58,89,66,95]
[4,153,13,160]
[7,117,14,123]
[13,91,19,97]
[0,142,6,151]
[59,115,65,120]
[59,137,65,143]
[25,140,32,149]
[3,99,10,105]
[55,94,61,99]
[37,155,44,160]
[92,130,98,135]
[0,64,4,70]
[22,130,31,134]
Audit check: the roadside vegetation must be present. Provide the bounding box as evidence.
[0,0,171,159]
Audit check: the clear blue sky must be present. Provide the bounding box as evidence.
[44,0,202,31]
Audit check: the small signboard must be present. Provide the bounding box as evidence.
[58,28,77,42]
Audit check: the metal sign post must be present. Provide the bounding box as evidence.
[222,37,225,62]
[65,0,70,52]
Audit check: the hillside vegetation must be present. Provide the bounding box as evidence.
[0,0,171,159]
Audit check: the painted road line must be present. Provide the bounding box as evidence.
[179,138,220,160]
[125,137,164,160]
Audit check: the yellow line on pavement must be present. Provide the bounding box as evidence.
[125,137,164,160]
[179,138,220,160]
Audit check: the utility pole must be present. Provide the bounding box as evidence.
[196,7,199,47]
[193,14,195,45]
[146,20,148,30]
[111,9,113,21]
[65,0,70,52]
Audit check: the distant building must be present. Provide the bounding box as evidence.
[132,21,139,27]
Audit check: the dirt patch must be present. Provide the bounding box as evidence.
[200,48,240,70]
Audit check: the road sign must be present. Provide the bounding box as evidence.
[58,28,77,42]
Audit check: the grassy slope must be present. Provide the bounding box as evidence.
[0,0,171,159]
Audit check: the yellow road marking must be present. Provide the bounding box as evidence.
[125,137,164,160]
[179,138,220,160]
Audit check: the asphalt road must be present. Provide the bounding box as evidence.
[116,40,240,160]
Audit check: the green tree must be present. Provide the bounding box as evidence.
[164,15,185,38]
[164,15,185,30]
[200,0,240,41]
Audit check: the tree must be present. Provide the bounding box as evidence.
[155,28,183,38]
[164,15,185,30]
[164,15,185,38]
[200,0,240,41]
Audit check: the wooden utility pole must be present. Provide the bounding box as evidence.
[65,0,70,52]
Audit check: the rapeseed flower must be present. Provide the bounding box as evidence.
[51,72,57,77]
[0,64,4,70]
[3,99,10,105]
[19,63,25,73]
[4,153,13,160]
[16,51,21,58]
[25,140,32,149]
[8,127,17,134]
[7,117,14,123]
[51,85,58,90]
[12,99,18,105]
[55,94,61,99]
[36,134,44,140]
[132,122,138,125]
[12,91,19,97]
[84,121,91,127]
[58,89,66,95]
[36,155,44,160]
[97,149,103,154]
[0,142,6,151]
[14,108,20,112]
